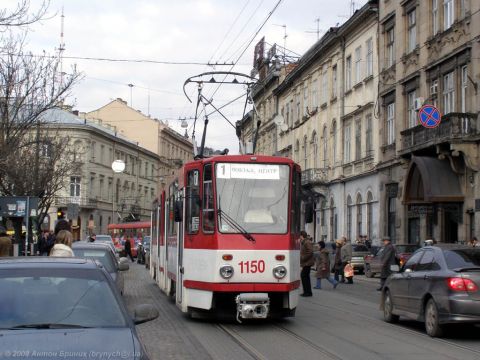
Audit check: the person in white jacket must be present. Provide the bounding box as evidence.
[49,230,74,257]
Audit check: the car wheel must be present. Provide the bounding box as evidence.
[365,264,373,278]
[425,298,443,337]
[383,290,399,323]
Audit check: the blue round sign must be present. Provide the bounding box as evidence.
[418,105,441,128]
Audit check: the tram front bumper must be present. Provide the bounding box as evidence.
[236,293,270,321]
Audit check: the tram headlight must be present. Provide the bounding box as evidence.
[273,265,287,279]
[219,265,234,279]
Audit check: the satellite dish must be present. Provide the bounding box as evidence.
[280,123,288,132]
[274,114,285,125]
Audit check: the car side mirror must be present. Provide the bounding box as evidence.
[390,264,400,272]
[118,262,130,271]
[133,304,159,325]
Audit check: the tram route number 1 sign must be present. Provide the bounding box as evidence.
[217,163,280,180]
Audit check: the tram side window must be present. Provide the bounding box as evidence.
[168,184,177,236]
[186,170,200,234]
[203,164,214,233]
[291,169,301,235]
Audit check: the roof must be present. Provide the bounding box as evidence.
[71,242,112,250]
[0,257,99,269]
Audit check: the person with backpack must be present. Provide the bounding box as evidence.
[377,236,397,291]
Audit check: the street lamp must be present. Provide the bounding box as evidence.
[112,160,125,224]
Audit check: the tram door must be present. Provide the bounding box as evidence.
[176,186,185,304]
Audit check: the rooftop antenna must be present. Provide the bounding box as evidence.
[273,24,287,58]
[350,0,356,16]
[305,18,321,40]
[58,6,65,89]
[127,83,134,107]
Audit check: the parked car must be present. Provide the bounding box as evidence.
[137,236,150,265]
[365,244,420,278]
[0,257,158,358]
[351,244,370,273]
[72,242,129,295]
[85,234,117,256]
[381,244,480,337]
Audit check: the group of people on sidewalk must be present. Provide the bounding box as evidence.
[300,232,354,297]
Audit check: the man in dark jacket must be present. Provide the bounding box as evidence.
[377,236,397,291]
[300,231,314,297]
[124,238,134,262]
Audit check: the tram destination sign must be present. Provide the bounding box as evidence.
[217,163,281,180]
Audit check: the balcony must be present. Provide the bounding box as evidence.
[54,196,98,209]
[301,168,328,186]
[400,112,479,155]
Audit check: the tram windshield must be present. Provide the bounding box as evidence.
[216,163,289,234]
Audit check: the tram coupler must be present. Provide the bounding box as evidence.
[235,293,270,323]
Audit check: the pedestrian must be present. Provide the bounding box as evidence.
[124,238,134,262]
[333,239,344,282]
[300,230,314,297]
[54,218,71,236]
[49,230,74,257]
[38,230,55,256]
[377,236,397,291]
[468,236,478,247]
[314,241,338,289]
[88,233,96,243]
[341,237,353,284]
[0,226,12,257]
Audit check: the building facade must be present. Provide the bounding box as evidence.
[44,108,160,239]
[378,0,480,244]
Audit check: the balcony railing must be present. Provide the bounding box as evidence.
[54,196,98,208]
[400,112,478,154]
[301,168,328,186]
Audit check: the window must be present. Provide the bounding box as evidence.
[90,141,96,161]
[432,0,439,34]
[355,117,361,160]
[346,56,352,90]
[202,164,214,233]
[312,131,318,168]
[460,0,467,18]
[365,114,373,155]
[332,65,338,98]
[70,176,81,197]
[366,38,373,77]
[387,102,395,145]
[285,103,290,128]
[322,66,328,103]
[40,142,52,158]
[322,126,328,168]
[320,200,326,227]
[444,0,454,30]
[303,135,308,169]
[461,65,467,112]
[311,79,318,109]
[296,99,301,122]
[355,46,362,84]
[430,79,439,107]
[443,71,455,114]
[407,90,417,128]
[332,121,337,163]
[100,145,105,164]
[329,197,336,242]
[303,85,309,115]
[356,194,363,238]
[366,192,373,241]
[186,170,200,234]
[99,176,104,199]
[404,250,423,272]
[407,9,417,53]
[386,27,395,68]
[388,197,396,242]
[347,196,353,241]
[290,100,294,127]
[344,124,351,163]
[417,250,435,271]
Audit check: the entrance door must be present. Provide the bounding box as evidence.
[444,209,458,243]
[408,218,420,245]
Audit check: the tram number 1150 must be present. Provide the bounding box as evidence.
[238,260,265,274]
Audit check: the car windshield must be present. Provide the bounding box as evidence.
[0,268,126,329]
[72,249,116,273]
[216,163,289,234]
[353,245,369,252]
[444,248,480,270]
[396,245,420,253]
[95,235,113,243]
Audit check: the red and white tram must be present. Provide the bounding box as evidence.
[150,154,301,320]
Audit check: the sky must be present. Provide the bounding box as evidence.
[4,0,367,153]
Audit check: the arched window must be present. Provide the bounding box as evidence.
[347,195,353,241]
[295,139,300,163]
[367,191,373,242]
[356,193,363,239]
[330,197,336,241]
[323,126,328,168]
[312,131,318,168]
[321,199,327,241]
[332,120,337,164]
[303,135,308,169]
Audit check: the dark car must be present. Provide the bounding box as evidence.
[365,244,420,278]
[381,245,480,337]
[0,257,158,359]
[351,244,370,273]
[72,242,129,295]
[137,236,151,265]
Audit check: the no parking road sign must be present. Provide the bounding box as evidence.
[418,105,441,129]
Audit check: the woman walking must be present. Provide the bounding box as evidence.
[333,239,344,283]
[314,241,338,289]
[49,230,74,257]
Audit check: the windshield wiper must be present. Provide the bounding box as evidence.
[453,267,480,272]
[7,323,92,329]
[218,209,255,243]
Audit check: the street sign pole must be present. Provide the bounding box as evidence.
[24,197,30,256]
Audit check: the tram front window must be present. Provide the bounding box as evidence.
[216,163,289,234]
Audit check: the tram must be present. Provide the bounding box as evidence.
[149,154,301,320]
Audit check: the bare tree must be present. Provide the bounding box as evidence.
[0,0,49,28]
